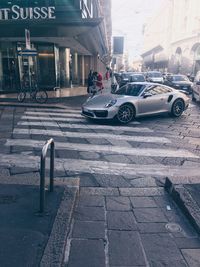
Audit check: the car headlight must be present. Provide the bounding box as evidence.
[105,99,117,108]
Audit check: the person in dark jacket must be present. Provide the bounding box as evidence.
[87,70,93,93]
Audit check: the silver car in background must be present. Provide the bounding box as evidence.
[82,82,190,124]
[146,71,164,83]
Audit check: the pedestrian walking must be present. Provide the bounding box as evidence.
[89,71,104,96]
[96,72,103,93]
[87,70,93,93]
[105,67,110,80]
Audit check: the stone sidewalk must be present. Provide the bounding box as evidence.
[64,185,200,267]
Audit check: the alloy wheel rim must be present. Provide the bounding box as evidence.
[118,106,133,123]
[174,101,183,115]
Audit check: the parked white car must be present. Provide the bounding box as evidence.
[146,71,164,84]
[192,71,200,102]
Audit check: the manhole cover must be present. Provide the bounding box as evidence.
[0,195,18,204]
[165,223,182,233]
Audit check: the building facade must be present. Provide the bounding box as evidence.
[0,0,111,92]
[141,0,200,76]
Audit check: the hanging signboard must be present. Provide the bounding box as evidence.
[0,5,56,20]
[25,29,31,50]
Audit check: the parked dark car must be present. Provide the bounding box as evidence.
[164,74,193,94]
[129,73,146,82]
[119,72,134,87]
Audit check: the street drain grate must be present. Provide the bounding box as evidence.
[0,195,18,204]
[165,223,182,233]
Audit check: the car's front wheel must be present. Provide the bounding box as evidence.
[192,91,196,102]
[117,104,135,124]
[171,99,184,117]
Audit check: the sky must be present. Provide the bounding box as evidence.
[111,0,165,61]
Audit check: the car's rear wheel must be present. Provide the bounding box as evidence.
[171,99,184,117]
[117,104,135,124]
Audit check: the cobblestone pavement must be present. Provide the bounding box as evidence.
[0,98,200,266]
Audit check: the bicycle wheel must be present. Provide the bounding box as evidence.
[35,90,48,103]
[17,91,26,102]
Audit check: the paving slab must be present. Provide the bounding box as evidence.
[108,230,146,266]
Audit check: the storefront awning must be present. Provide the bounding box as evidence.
[0,17,104,55]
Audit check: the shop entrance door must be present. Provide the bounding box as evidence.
[17,44,38,91]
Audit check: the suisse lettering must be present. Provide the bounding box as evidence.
[48,7,56,19]
[12,5,20,19]
[33,7,40,19]
[0,5,56,20]
[40,7,48,19]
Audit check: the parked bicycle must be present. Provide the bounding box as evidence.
[17,72,48,104]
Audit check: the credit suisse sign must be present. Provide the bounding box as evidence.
[0,5,56,20]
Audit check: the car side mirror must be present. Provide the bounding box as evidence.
[196,81,200,85]
[143,93,152,98]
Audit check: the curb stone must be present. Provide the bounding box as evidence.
[165,177,200,234]
[40,185,79,266]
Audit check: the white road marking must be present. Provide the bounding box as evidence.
[13,128,171,143]
[27,108,81,113]
[6,139,198,158]
[18,121,147,132]
[21,115,85,122]
[25,111,82,118]
[0,153,199,177]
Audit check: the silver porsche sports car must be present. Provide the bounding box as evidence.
[82,82,190,124]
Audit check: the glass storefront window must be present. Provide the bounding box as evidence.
[0,42,20,92]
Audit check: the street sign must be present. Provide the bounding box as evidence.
[18,49,38,56]
[25,29,31,50]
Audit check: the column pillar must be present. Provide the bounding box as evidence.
[81,55,85,86]
[65,48,70,86]
[74,52,78,83]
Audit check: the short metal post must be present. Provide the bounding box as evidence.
[40,155,45,213]
[39,138,55,213]
[50,141,54,192]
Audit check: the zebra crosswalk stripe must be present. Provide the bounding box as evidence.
[27,108,81,113]
[25,111,83,118]
[13,128,171,143]
[0,153,199,177]
[18,121,146,132]
[21,115,85,122]
[5,138,198,158]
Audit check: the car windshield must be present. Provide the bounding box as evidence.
[172,75,189,82]
[130,75,145,82]
[148,72,162,77]
[114,84,145,96]
[121,73,133,79]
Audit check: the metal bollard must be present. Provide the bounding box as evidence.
[39,138,55,213]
